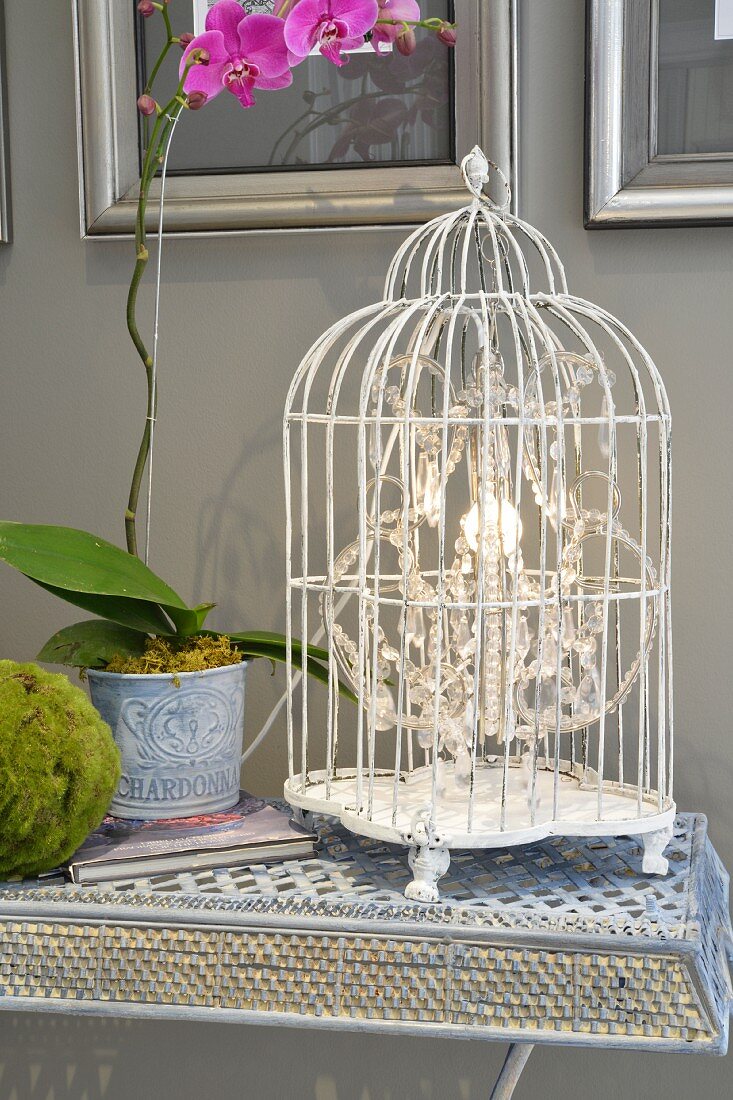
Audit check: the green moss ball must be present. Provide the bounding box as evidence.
[0,660,121,878]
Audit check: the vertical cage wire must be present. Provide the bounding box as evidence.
[284,149,674,897]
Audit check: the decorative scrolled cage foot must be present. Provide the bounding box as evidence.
[291,808,315,833]
[403,807,450,902]
[405,845,451,903]
[642,823,674,875]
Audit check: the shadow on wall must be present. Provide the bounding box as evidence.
[194,416,282,630]
[0,1016,506,1100]
[0,1014,731,1100]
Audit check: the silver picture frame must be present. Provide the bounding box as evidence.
[72,0,519,239]
[0,0,11,245]
[586,0,733,227]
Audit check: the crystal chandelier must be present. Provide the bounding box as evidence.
[283,148,674,902]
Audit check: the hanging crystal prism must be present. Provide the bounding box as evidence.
[455,614,473,659]
[368,420,379,469]
[515,615,531,660]
[575,665,601,717]
[561,606,576,648]
[598,396,610,458]
[373,682,398,730]
[403,605,426,648]
[415,452,429,511]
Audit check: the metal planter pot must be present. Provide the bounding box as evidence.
[87,662,248,820]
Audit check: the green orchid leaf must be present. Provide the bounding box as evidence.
[221,634,357,703]
[225,630,330,666]
[286,648,357,703]
[0,523,188,611]
[34,581,174,636]
[37,620,149,669]
[166,602,217,637]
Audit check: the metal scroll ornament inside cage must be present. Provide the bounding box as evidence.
[283,148,674,902]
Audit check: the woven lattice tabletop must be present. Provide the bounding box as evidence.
[0,810,730,1059]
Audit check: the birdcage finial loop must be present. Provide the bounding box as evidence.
[461,146,512,211]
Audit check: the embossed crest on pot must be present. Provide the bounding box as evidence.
[120,684,242,769]
[87,663,248,820]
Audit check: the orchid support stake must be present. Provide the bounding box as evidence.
[125,21,200,557]
[144,106,182,566]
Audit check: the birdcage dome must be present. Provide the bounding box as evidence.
[283,149,674,903]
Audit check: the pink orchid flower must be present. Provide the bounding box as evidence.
[284,0,379,67]
[180,0,292,109]
[371,0,421,54]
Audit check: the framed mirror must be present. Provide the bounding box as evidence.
[74,0,519,238]
[0,0,11,244]
[586,0,733,227]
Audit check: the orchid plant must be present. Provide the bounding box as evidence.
[0,0,455,677]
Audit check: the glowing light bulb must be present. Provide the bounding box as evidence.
[462,497,522,555]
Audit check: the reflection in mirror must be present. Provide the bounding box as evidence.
[658,0,733,155]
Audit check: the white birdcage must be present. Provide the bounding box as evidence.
[283,148,675,902]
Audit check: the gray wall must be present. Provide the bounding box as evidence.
[0,1,730,1096]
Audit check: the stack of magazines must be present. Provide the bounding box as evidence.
[66,792,316,885]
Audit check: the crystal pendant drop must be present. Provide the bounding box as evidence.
[548,464,560,526]
[416,727,433,750]
[423,458,441,527]
[495,424,511,474]
[561,606,576,648]
[456,615,473,659]
[373,682,397,730]
[515,615,531,660]
[463,699,475,741]
[574,666,601,718]
[368,420,379,469]
[538,674,558,716]
[454,744,472,789]
[598,396,610,457]
[404,605,425,648]
[541,631,558,673]
[416,452,429,511]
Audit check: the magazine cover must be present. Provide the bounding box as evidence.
[68,792,312,870]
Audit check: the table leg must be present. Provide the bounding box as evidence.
[488,1043,534,1100]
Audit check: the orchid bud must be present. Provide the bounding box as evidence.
[436,22,457,47]
[137,1,155,17]
[193,47,210,65]
[178,32,194,49]
[137,94,157,117]
[396,28,417,56]
[187,91,208,111]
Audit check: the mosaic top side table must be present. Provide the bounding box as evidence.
[0,810,731,1098]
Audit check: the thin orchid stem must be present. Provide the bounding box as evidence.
[125,43,197,556]
[143,5,175,96]
[374,17,455,29]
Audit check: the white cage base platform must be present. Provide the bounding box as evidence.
[285,761,676,902]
